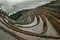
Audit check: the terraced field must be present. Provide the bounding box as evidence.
[0,1,60,40]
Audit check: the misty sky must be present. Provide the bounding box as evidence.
[0,0,55,15]
[5,0,55,5]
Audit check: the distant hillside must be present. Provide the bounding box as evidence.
[35,1,60,10]
[8,9,32,21]
[8,1,60,21]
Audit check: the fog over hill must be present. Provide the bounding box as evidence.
[0,0,55,15]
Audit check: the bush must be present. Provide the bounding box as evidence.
[8,11,21,21]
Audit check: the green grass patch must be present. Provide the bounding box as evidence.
[8,11,22,21]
